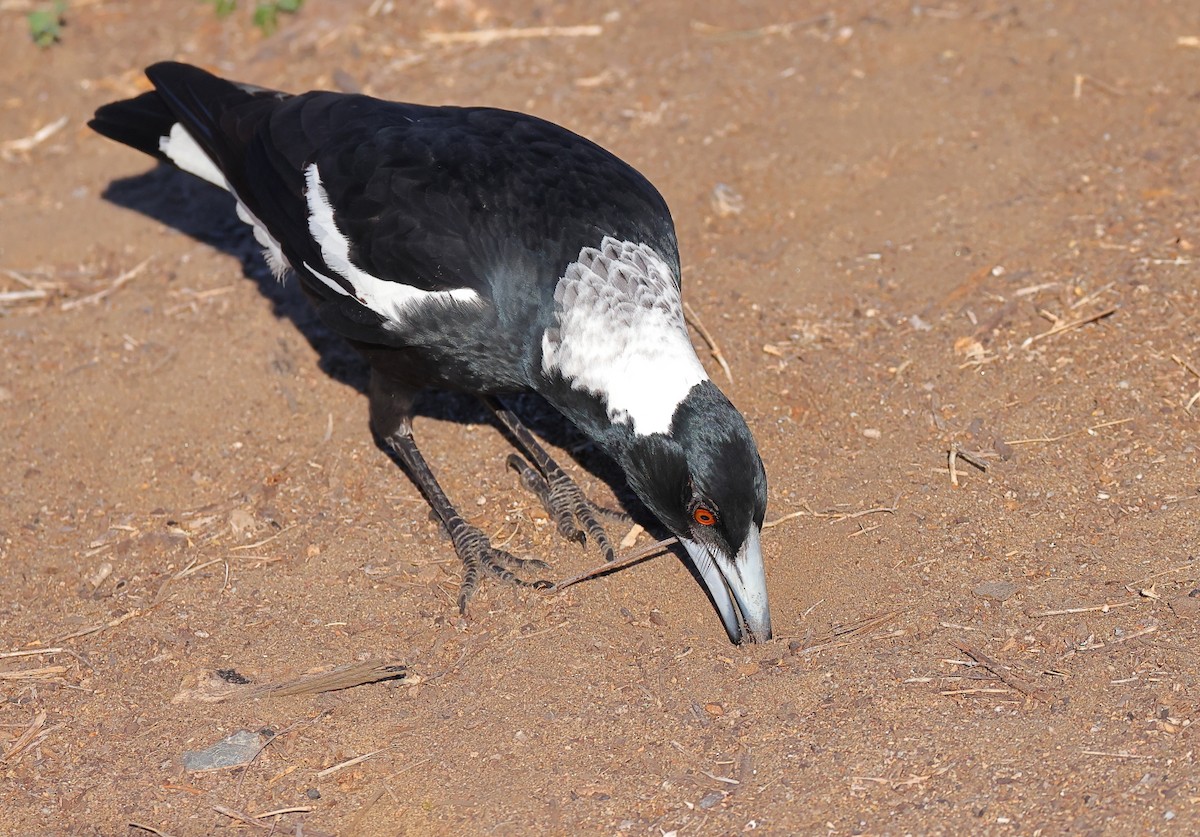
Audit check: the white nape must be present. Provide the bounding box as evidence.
[303,164,479,326]
[542,237,708,436]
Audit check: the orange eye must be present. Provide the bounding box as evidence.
[693,507,716,526]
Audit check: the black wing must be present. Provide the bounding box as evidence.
[92,62,681,340]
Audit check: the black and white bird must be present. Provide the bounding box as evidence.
[90,62,772,644]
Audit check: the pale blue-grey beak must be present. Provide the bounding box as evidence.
[682,524,771,644]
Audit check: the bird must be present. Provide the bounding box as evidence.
[89,62,772,644]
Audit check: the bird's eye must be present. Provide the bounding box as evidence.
[693,507,717,526]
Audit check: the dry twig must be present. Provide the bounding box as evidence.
[553,537,677,593]
[693,14,832,41]
[950,641,1056,704]
[0,665,68,681]
[1077,623,1159,651]
[1,115,67,161]
[128,823,176,837]
[683,301,734,383]
[1172,354,1200,412]
[316,747,390,778]
[54,608,140,643]
[1006,417,1132,446]
[60,258,151,311]
[1032,600,1138,617]
[0,647,64,659]
[1022,306,1117,348]
[424,25,601,46]
[1,710,47,763]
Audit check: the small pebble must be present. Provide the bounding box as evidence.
[973,581,1018,602]
[306,788,321,800]
[699,791,725,810]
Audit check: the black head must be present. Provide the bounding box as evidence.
[619,381,771,643]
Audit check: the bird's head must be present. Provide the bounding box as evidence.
[619,381,771,644]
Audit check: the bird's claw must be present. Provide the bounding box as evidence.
[451,521,552,614]
[507,454,620,562]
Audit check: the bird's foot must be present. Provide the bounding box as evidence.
[507,454,628,562]
[451,521,552,614]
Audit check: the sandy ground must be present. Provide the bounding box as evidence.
[3,1,1200,834]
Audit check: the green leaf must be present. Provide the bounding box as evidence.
[28,6,64,48]
[252,2,278,34]
[212,0,237,17]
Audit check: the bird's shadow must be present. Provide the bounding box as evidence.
[101,166,657,530]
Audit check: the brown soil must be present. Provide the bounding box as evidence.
[3,1,1200,834]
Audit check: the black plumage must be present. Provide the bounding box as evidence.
[90,62,772,644]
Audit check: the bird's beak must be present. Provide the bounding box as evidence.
[681,525,772,644]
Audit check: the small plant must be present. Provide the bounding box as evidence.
[208,0,304,35]
[28,1,67,48]
[253,0,303,35]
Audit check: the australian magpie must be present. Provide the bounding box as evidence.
[89,62,772,644]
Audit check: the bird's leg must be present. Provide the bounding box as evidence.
[370,375,550,613]
[485,398,627,563]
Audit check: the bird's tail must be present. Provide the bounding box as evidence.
[88,62,283,190]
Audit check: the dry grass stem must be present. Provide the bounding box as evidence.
[782,610,901,654]
[254,806,313,818]
[1078,623,1159,651]
[0,665,68,680]
[940,687,1013,696]
[424,25,602,47]
[693,14,832,41]
[1127,562,1199,588]
[1006,417,1133,445]
[1081,750,1155,760]
[316,747,390,778]
[1070,282,1115,310]
[212,806,272,830]
[229,524,296,551]
[762,509,807,530]
[553,537,678,592]
[0,288,48,304]
[1021,305,1117,348]
[174,557,223,580]
[128,823,176,837]
[950,641,1056,704]
[1032,600,1138,617]
[60,258,151,311]
[683,301,734,383]
[245,660,411,700]
[952,448,990,472]
[0,647,64,659]
[1080,73,1123,99]
[948,444,960,486]
[1,710,47,763]
[1,115,67,161]
[1171,354,1200,411]
[54,608,140,642]
[804,503,898,524]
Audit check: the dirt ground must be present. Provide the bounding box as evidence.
[3,0,1200,834]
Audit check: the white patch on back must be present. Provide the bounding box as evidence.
[303,164,480,327]
[542,237,708,436]
[160,123,290,279]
